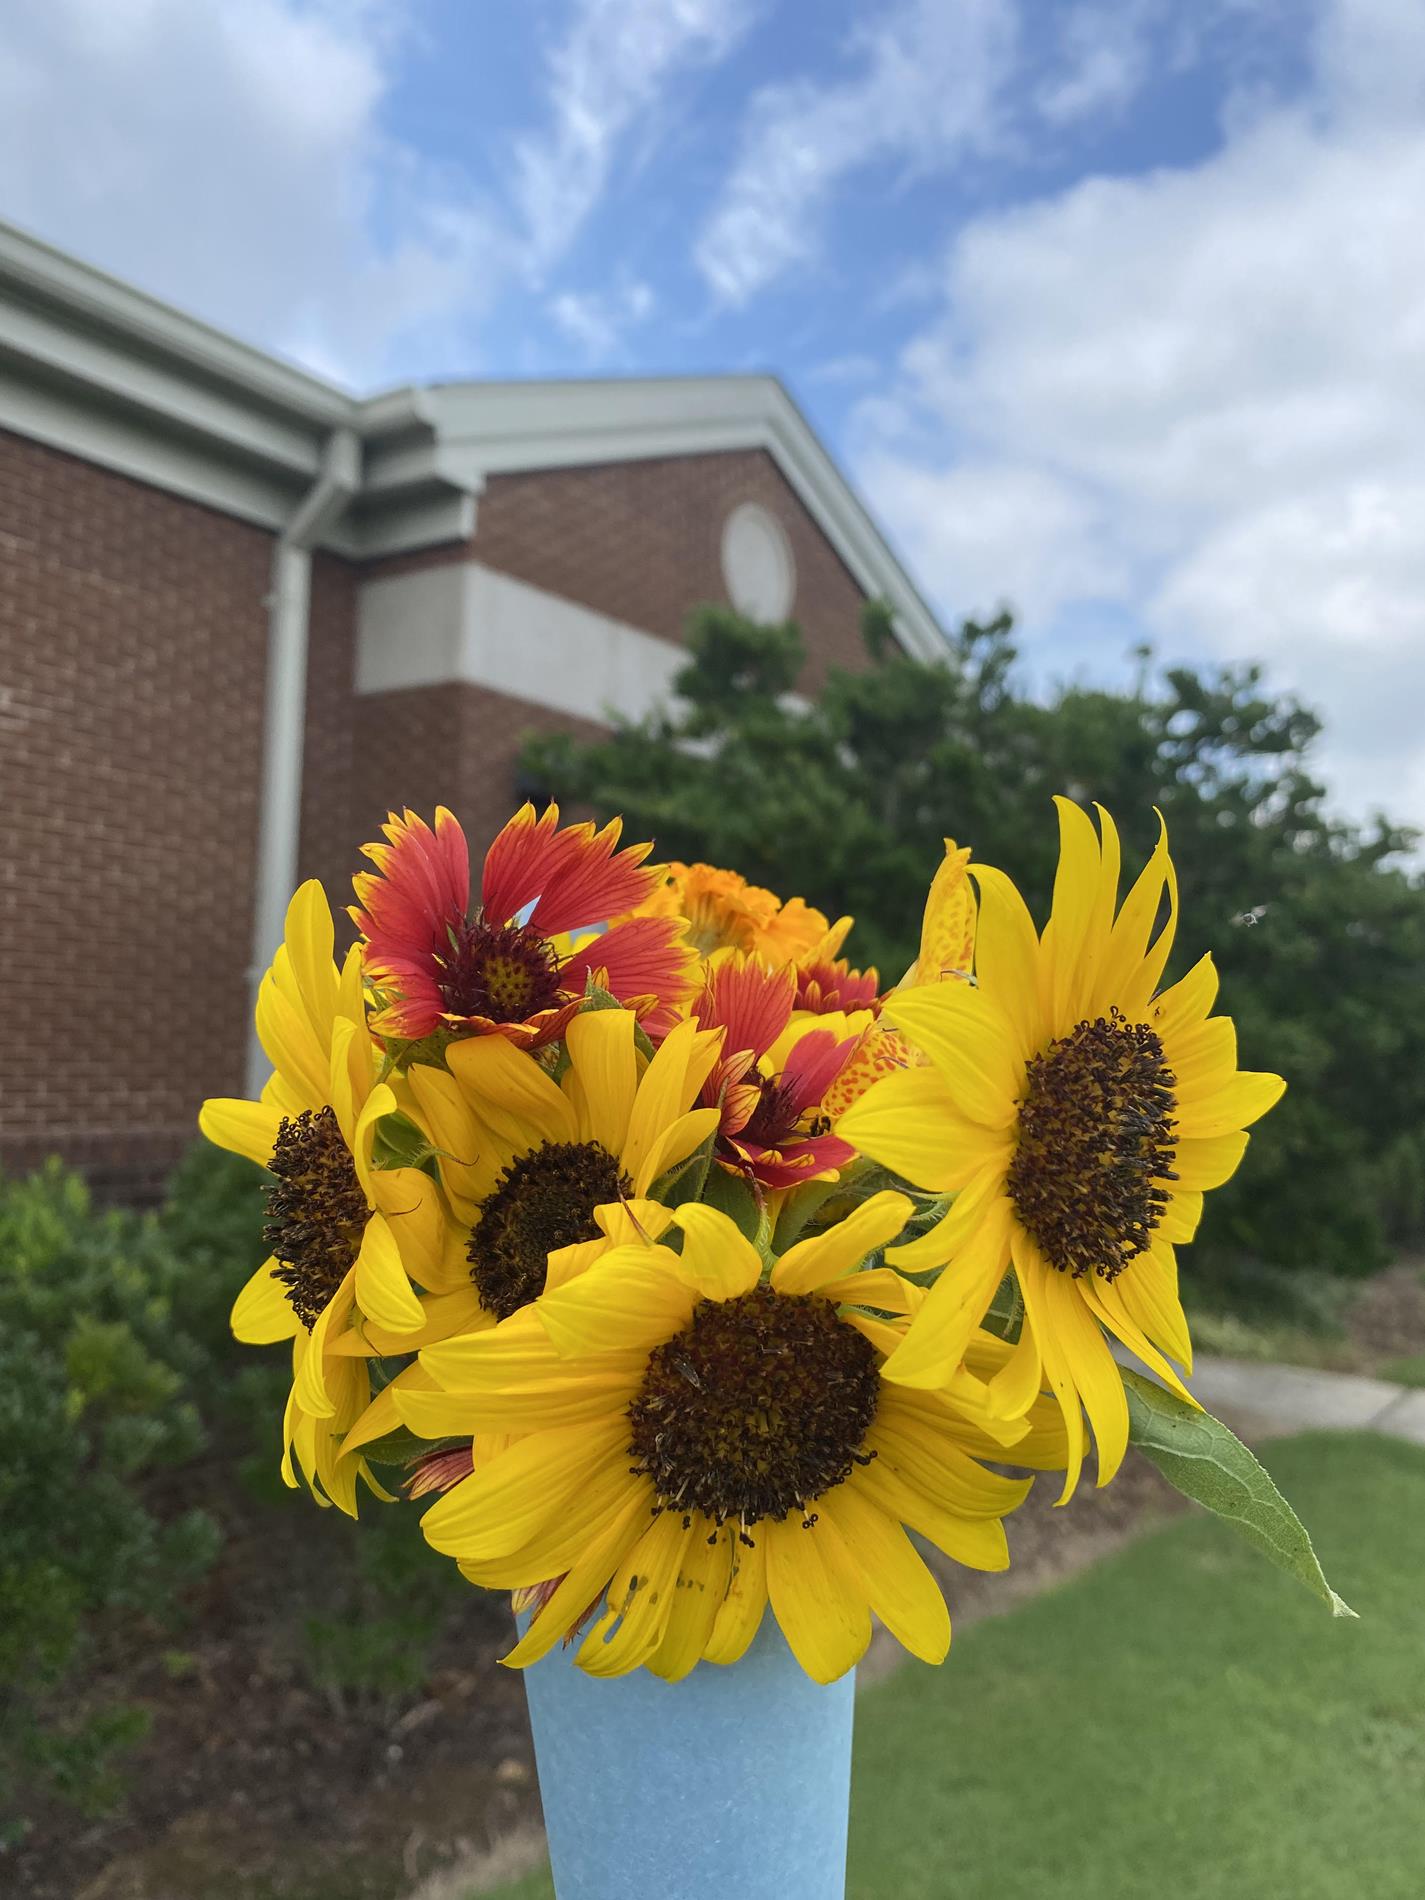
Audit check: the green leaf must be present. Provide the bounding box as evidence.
[981,1270,1024,1344]
[1122,1368,1357,1619]
[370,1110,438,1171]
[649,1128,716,1208]
[346,1426,455,1467]
[699,1165,762,1244]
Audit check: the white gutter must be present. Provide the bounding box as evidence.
[245,427,361,1096]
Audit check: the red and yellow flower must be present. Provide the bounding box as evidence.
[692,954,868,1190]
[352,804,697,1050]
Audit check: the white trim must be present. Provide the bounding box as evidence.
[356,561,686,724]
[0,217,946,653]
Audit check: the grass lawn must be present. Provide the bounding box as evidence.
[487,1432,1424,1900]
[1379,1353,1425,1388]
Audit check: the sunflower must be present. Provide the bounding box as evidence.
[838,800,1285,1500]
[199,881,460,1512]
[401,1193,1044,1684]
[352,804,697,1050]
[691,953,869,1190]
[400,1009,722,1324]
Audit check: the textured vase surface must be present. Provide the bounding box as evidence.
[520,1614,855,1900]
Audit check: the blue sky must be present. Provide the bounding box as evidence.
[3,0,1422,836]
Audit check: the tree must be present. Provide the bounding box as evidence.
[524,603,1425,1280]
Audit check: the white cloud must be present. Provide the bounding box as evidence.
[0,0,494,388]
[695,0,1020,305]
[517,0,754,273]
[0,0,751,386]
[1033,1,1156,127]
[853,0,1425,831]
[549,279,656,359]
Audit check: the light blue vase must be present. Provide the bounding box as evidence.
[519,1611,856,1899]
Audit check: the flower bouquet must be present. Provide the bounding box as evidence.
[203,798,1351,1899]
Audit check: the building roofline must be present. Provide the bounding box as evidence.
[0,217,946,655]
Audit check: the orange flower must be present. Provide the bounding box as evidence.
[632,861,838,967]
[352,805,696,1049]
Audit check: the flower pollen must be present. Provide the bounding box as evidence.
[628,1285,879,1532]
[264,1106,369,1329]
[469,1140,632,1320]
[1007,1010,1178,1281]
[436,917,564,1024]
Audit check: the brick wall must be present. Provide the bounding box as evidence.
[470,449,870,691]
[0,432,875,1194]
[351,682,607,896]
[0,429,276,1193]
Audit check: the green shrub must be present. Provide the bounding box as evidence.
[0,1164,220,1836]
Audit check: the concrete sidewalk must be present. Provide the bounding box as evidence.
[1189,1352,1425,1446]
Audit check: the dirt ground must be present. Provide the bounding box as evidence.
[11,1261,1420,1900]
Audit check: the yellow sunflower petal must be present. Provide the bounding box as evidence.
[445,1034,578,1146]
[578,1509,691,1678]
[1014,1239,1084,1504]
[832,1266,920,1314]
[648,1521,734,1683]
[198,1097,282,1168]
[1158,1192,1203,1244]
[672,1203,763,1299]
[458,1459,652,1589]
[1095,811,1177,1016]
[1171,1131,1250,1191]
[1043,797,1111,1032]
[1037,1260,1129,1490]
[1150,953,1219,1038]
[565,1008,639,1157]
[1087,1273,1197,1407]
[231,1257,299,1344]
[838,1066,1007,1194]
[967,863,1045,1058]
[881,986,1022,1129]
[621,1018,712,1189]
[772,1191,914,1295]
[704,1530,768,1666]
[634,1106,722,1197]
[354,1210,424,1335]
[501,1488,651,1669]
[913,841,976,985]
[881,1197,1014,1388]
[1115,1246,1194,1372]
[850,1448,1013,1572]
[1175,1070,1285,1140]
[293,1269,356,1419]
[536,1250,698,1357]
[764,1510,870,1685]
[819,1482,950,1665]
[405,1063,494,1207]
[340,1361,438,1458]
[400,1366,640,1435]
[421,1415,631,1560]
[282,880,340,1033]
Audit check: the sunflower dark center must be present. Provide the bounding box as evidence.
[1006,1010,1178,1281]
[468,1140,631,1320]
[739,1076,803,1148]
[628,1285,879,1531]
[435,916,564,1024]
[263,1106,369,1330]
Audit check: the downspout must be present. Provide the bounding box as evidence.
[245,426,361,1097]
